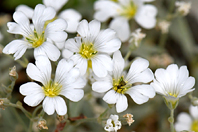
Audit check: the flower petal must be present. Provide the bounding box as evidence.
[175,112,192,131]
[94,29,117,49]
[94,1,119,22]
[3,40,31,60]
[16,5,34,18]
[77,19,89,38]
[59,9,82,33]
[103,90,119,104]
[127,84,155,99]
[61,89,84,102]
[71,54,87,76]
[20,82,43,95]
[135,5,157,29]
[43,0,68,11]
[33,4,56,35]
[125,58,150,82]
[12,11,33,37]
[92,54,113,77]
[92,81,113,93]
[34,41,60,61]
[110,17,130,42]
[189,105,198,119]
[45,19,68,43]
[24,93,45,107]
[43,97,55,115]
[116,94,128,113]
[127,68,154,83]
[113,50,125,80]
[126,87,151,104]
[54,96,67,115]
[26,56,51,85]
[55,59,74,83]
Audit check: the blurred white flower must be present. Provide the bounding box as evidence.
[94,0,157,42]
[20,56,86,115]
[92,50,155,113]
[3,4,67,61]
[63,19,121,78]
[151,64,195,100]
[16,0,82,33]
[175,105,198,132]
[157,20,171,34]
[175,1,191,16]
[104,114,121,132]
[129,28,146,47]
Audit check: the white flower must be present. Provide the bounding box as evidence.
[94,0,157,42]
[104,114,121,132]
[19,56,86,115]
[63,19,121,78]
[175,1,191,16]
[92,50,155,113]
[151,64,195,100]
[129,28,146,47]
[16,0,82,33]
[3,4,67,61]
[175,105,198,132]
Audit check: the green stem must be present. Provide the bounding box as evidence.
[5,102,32,119]
[11,108,28,131]
[66,99,70,118]
[124,50,132,62]
[168,0,176,14]
[71,118,98,126]
[168,109,175,132]
[159,33,167,48]
[28,120,33,132]
[32,105,42,118]
[99,107,109,119]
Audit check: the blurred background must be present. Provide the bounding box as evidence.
[0,0,197,132]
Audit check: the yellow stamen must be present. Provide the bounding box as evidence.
[118,1,137,19]
[26,31,45,48]
[169,92,177,97]
[113,76,130,94]
[79,43,97,59]
[42,81,62,97]
[191,120,198,131]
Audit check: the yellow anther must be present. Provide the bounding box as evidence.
[118,1,137,19]
[42,81,62,97]
[79,43,97,59]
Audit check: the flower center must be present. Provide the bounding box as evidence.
[191,120,198,131]
[113,76,131,94]
[168,92,178,97]
[42,81,62,97]
[26,31,45,48]
[118,1,137,19]
[79,43,97,59]
[111,0,118,2]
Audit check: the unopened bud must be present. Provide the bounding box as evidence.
[9,66,17,77]
[175,1,191,16]
[37,119,48,130]
[123,113,135,126]
[0,98,9,110]
[191,97,198,106]
[158,20,171,34]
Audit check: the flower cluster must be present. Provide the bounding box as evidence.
[1,0,196,132]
